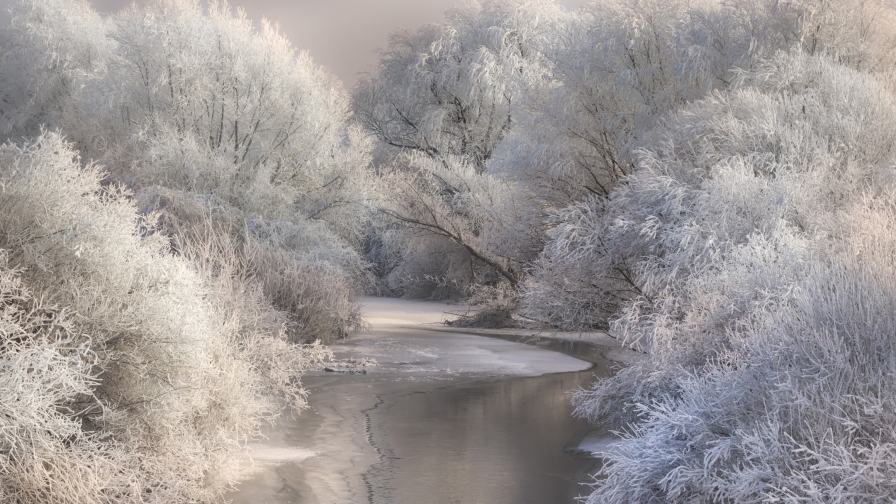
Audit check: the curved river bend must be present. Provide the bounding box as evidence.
[228,297,615,504]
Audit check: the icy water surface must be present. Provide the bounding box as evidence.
[227,298,615,504]
[363,369,604,504]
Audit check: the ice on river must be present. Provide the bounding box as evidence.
[575,429,623,458]
[345,297,591,377]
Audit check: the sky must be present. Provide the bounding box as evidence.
[0,0,588,89]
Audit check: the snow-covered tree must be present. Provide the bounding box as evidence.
[1,0,373,341]
[375,153,542,290]
[358,0,564,297]
[574,49,896,503]
[97,0,371,243]
[519,0,896,329]
[355,0,562,168]
[0,0,111,139]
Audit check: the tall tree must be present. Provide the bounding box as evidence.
[0,0,374,341]
[99,0,371,242]
[357,0,564,297]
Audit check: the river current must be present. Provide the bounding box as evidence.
[227,297,616,504]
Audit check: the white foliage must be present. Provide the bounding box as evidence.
[95,0,371,243]
[375,152,541,295]
[1,0,372,339]
[571,51,896,502]
[138,185,370,343]
[521,0,896,329]
[0,0,112,137]
[0,132,326,501]
[359,0,563,295]
[242,218,371,341]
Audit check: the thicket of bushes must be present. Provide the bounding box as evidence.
[0,133,330,502]
[572,50,896,502]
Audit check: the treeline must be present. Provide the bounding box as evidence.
[3,0,896,502]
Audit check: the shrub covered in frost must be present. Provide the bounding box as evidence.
[0,132,327,502]
[572,51,896,502]
[139,187,369,342]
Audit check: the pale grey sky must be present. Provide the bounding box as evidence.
[1,0,588,88]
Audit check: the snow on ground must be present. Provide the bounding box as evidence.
[418,324,640,365]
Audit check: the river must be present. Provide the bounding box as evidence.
[227,297,617,504]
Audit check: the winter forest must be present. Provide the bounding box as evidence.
[1,0,896,502]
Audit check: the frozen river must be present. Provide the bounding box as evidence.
[227,297,616,504]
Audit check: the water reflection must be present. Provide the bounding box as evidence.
[364,369,602,504]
